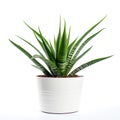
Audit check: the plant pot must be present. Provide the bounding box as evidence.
[37,76,83,114]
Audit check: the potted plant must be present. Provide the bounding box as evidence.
[9,16,112,114]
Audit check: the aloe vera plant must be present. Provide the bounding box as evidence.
[9,16,112,77]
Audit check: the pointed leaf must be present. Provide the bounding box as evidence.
[56,21,69,74]
[32,54,61,76]
[16,35,44,57]
[69,55,112,76]
[56,17,62,59]
[65,46,93,75]
[66,16,106,66]
[9,40,51,76]
[73,28,105,58]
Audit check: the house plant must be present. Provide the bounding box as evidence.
[9,16,112,114]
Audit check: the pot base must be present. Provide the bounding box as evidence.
[42,111,78,114]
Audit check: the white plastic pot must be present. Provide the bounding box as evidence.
[37,76,83,114]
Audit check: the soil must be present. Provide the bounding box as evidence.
[37,75,83,78]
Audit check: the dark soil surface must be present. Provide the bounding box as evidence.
[37,75,83,78]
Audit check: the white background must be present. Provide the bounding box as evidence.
[0,0,120,119]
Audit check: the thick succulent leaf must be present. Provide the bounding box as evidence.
[32,64,44,71]
[67,27,71,45]
[65,46,93,75]
[32,55,54,76]
[67,37,78,57]
[16,35,44,57]
[38,27,50,47]
[24,22,42,42]
[37,27,55,61]
[9,40,51,76]
[67,38,77,55]
[56,18,62,60]
[66,16,106,67]
[24,22,55,60]
[32,54,60,76]
[73,28,105,58]
[78,16,106,41]
[56,21,69,74]
[54,36,57,51]
[76,46,93,61]
[57,21,68,62]
[34,33,48,57]
[65,38,79,74]
[10,17,111,77]
[35,30,55,61]
[49,41,56,59]
[32,65,51,75]
[24,23,48,57]
[69,55,112,76]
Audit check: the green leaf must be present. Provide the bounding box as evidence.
[24,22,55,60]
[75,46,93,61]
[65,46,93,75]
[33,33,47,56]
[69,55,113,76]
[24,22,41,41]
[78,16,106,42]
[49,41,56,60]
[54,36,57,51]
[9,40,52,76]
[57,21,68,62]
[10,16,111,77]
[32,54,60,76]
[56,21,69,74]
[16,35,44,57]
[67,27,71,45]
[73,28,105,58]
[67,37,78,57]
[37,27,55,61]
[66,16,106,67]
[56,17,62,60]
